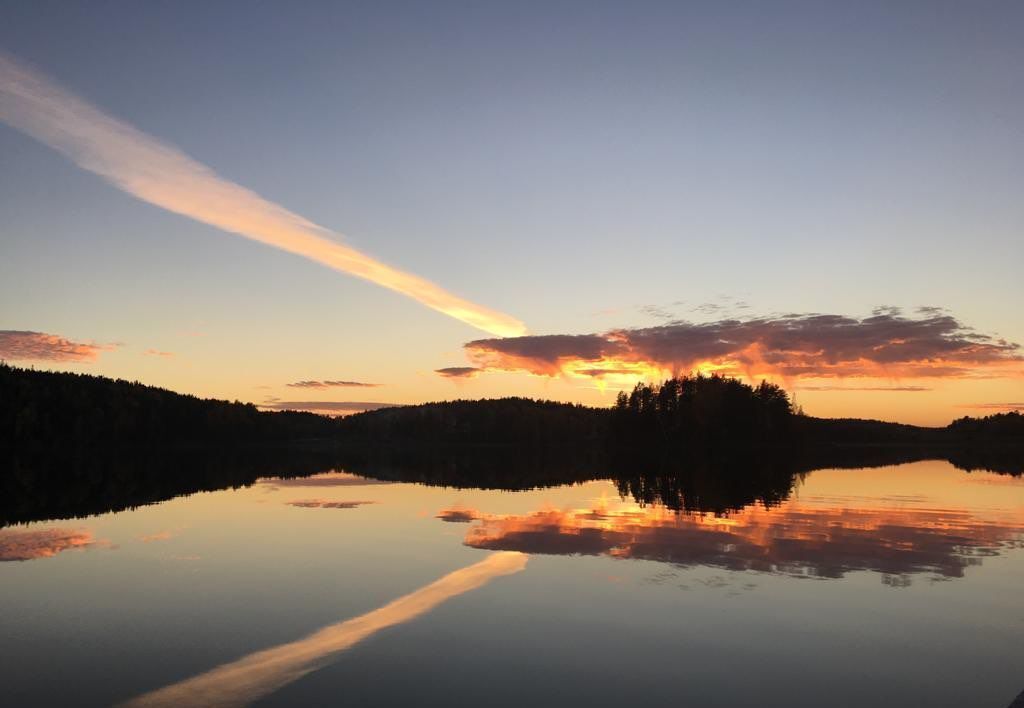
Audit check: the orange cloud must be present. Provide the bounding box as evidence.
[0,52,525,337]
[143,349,174,358]
[464,309,1023,384]
[0,527,99,561]
[0,330,115,362]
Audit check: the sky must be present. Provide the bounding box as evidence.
[1,0,1022,425]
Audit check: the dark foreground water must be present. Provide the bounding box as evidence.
[2,459,1023,707]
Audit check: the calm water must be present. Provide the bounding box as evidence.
[2,460,1023,707]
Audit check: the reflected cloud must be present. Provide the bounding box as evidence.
[119,552,527,708]
[0,330,115,362]
[0,52,525,337]
[436,507,482,523]
[464,309,1023,383]
[139,531,174,543]
[0,527,100,561]
[458,498,1024,584]
[286,499,376,509]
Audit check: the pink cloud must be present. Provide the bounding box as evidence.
[0,527,102,561]
[0,330,116,362]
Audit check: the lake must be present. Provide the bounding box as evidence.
[2,458,1023,707]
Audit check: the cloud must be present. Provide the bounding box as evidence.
[286,380,381,388]
[796,385,933,392]
[0,52,525,337]
[0,330,115,362]
[464,310,1023,382]
[139,531,174,543]
[259,401,397,415]
[118,552,527,708]
[143,349,174,358]
[0,527,100,561]
[956,402,1024,411]
[434,366,482,379]
[286,499,376,509]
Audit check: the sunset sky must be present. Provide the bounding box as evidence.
[1,1,1022,425]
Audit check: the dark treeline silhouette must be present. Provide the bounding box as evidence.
[1,363,341,447]
[334,397,606,446]
[4,364,1022,454]
[610,375,794,447]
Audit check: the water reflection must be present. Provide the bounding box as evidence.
[285,499,376,509]
[3,442,1021,528]
[0,527,102,561]
[119,552,526,708]
[454,495,1024,584]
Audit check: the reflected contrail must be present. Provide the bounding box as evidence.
[0,53,526,337]
[119,551,527,708]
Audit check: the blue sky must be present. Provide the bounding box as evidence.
[1,1,1022,423]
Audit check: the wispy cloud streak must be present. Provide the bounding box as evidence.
[119,552,527,708]
[286,380,381,389]
[0,53,525,337]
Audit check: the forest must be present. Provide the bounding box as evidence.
[2,363,1022,456]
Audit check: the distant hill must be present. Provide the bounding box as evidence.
[0,363,340,447]
[335,397,607,446]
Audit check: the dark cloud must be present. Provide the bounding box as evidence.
[259,401,396,414]
[465,310,1023,380]
[287,380,381,388]
[0,330,115,362]
[435,366,482,379]
[436,508,482,523]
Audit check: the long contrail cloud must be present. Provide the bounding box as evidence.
[119,551,527,708]
[0,53,526,337]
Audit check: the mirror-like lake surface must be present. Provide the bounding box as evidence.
[2,460,1023,707]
